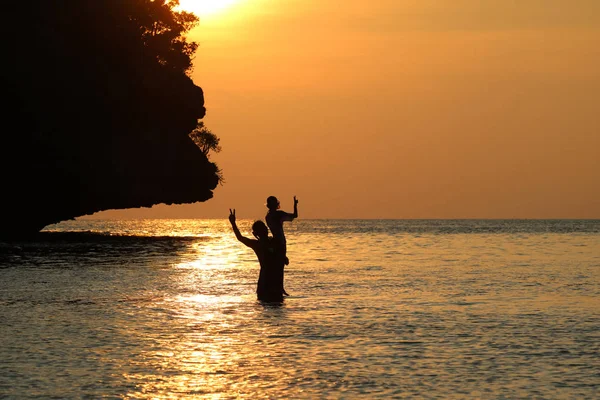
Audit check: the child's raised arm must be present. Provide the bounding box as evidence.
[292,196,298,219]
[282,196,299,221]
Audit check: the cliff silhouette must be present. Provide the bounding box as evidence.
[1,1,219,238]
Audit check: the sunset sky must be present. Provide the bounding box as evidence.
[92,0,600,220]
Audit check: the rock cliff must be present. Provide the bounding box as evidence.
[1,1,219,238]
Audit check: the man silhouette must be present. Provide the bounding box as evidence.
[229,209,284,303]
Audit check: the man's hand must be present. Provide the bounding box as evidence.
[294,196,299,206]
[229,208,236,224]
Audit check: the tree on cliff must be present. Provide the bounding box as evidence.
[189,121,222,157]
[129,0,200,73]
[189,121,224,184]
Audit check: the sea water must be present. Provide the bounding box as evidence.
[1,219,599,399]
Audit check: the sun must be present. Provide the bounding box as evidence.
[176,0,241,17]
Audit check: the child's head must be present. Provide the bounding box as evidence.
[252,220,269,239]
[266,196,280,211]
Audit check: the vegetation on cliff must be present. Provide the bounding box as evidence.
[1,1,221,238]
[189,122,224,184]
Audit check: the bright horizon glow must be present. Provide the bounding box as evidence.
[177,0,241,18]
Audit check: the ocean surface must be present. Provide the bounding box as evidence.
[1,219,599,399]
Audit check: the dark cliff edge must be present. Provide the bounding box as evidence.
[1,2,219,239]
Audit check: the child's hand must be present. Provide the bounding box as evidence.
[228,208,236,223]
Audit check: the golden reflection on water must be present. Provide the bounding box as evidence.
[126,336,238,395]
[122,229,256,399]
[122,293,248,399]
[176,243,237,270]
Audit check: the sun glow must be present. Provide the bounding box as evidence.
[177,0,241,17]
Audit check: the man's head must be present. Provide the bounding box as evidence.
[252,220,269,239]
[266,196,280,211]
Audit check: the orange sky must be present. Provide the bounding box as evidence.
[91,0,600,220]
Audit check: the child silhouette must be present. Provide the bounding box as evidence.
[265,195,298,296]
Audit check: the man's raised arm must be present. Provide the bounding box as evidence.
[229,209,254,247]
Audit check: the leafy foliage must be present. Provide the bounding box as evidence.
[129,0,200,73]
[189,121,222,157]
[190,121,224,185]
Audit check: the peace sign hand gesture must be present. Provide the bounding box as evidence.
[229,208,236,224]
